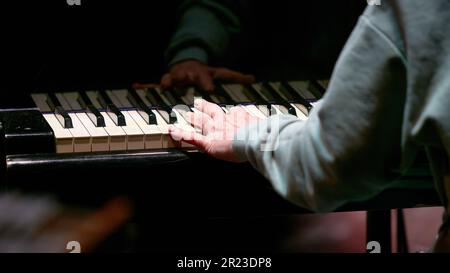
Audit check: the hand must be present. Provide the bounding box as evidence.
[168,99,262,162]
[160,60,255,91]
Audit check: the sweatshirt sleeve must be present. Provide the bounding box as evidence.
[165,0,242,66]
[232,7,408,212]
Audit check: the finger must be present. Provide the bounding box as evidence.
[171,70,190,87]
[197,71,215,92]
[168,126,209,150]
[228,106,248,115]
[185,112,214,135]
[228,106,260,123]
[194,98,225,119]
[213,68,256,84]
[160,73,173,90]
[186,71,197,83]
[132,83,158,89]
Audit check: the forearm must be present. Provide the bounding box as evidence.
[232,10,408,212]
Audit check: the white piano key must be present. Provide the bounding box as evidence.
[288,81,317,101]
[270,104,289,116]
[268,83,308,119]
[153,87,173,107]
[241,104,268,119]
[85,90,128,151]
[108,89,162,149]
[54,93,91,152]
[126,110,162,149]
[222,84,262,116]
[31,93,52,112]
[268,82,310,119]
[85,91,103,109]
[223,84,267,119]
[135,88,196,148]
[31,93,74,153]
[152,90,197,148]
[119,111,145,150]
[65,113,91,152]
[291,103,309,121]
[179,87,196,105]
[74,113,110,151]
[222,84,242,102]
[154,88,197,128]
[255,105,270,118]
[61,92,110,152]
[100,112,127,151]
[42,113,74,153]
[170,107,196,148]
[252,83,307,120]
[105,90,145,150]
[250,83,272,102]
[152,109,177,148]
[135,89,177,148]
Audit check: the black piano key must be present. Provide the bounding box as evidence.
[146,88,169,108]
[159,89,179,106]
[127,89,157,125]
[146,88,177,124]
[194,86,224,107]
[160,89,194,122]
[308,80,326,99]
[77,92,106,127]
[280,82,313,110]
[245,84,271,108]
[261,83,297,116]
[96,90,126,126]
[46,93,73,128]
[214,83,235,105]
[144,88,160,106]
[194,86,212,101]
[171,88,190,106]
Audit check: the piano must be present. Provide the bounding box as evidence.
[0,80,332,209]
[0,79,440,252]
[18,81,323,154]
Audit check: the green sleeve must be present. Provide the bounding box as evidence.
[165,0,242,67]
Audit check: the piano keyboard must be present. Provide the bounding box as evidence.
[31,81,326,153]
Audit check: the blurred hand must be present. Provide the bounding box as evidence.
[160,60,255,91]
[168,99,262,162]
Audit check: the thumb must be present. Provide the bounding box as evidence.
[212,67,256,84]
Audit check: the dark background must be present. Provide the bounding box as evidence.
[1,1,365,96]
[2,1,182,94]
[0,1,366,250]
[1,1,420,253]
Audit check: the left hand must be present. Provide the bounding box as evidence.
[168,99,262,162]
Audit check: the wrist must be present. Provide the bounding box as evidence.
[168,46,209,67]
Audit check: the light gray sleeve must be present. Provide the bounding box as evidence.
[232,10,408,212]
